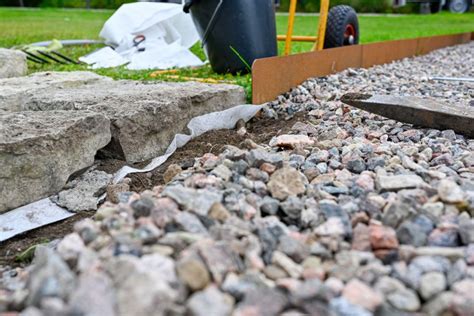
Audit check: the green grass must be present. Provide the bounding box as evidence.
[279,12,474,54]
[0,8,111,47]
[1,7,473,99]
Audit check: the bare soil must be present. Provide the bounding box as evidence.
[127,113,305,192]
[0,213,91,267]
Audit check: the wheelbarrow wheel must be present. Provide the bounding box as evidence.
[447,0,471,13]
[324,5,359,49]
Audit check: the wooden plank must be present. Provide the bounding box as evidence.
[252,32,472,104]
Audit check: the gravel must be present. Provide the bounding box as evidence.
[1,42,473,315]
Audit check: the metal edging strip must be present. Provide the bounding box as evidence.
[252,32,473,104]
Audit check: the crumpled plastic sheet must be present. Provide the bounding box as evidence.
[0,104,262,242]
[79,2,204,70]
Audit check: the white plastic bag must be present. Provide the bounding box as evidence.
[79,2,204,70]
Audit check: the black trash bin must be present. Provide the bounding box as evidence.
[184,0,278,74]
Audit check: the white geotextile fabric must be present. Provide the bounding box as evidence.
[114,104,263,182]
[79,2,204,70]
[0,104,262,242]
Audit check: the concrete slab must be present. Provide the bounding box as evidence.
[0,71,246,212]
[0,72,109,113]
[0,111,111,213]
[0,72,247,162]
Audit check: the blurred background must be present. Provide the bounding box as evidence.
[1,0,471,13]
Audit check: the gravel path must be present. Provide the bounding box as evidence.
[1,42,473,316]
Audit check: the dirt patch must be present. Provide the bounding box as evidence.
[0,212,91,268]
[127,113,306,192]
[0,112,308,268]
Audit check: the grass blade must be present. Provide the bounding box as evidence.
[230,46,251,72]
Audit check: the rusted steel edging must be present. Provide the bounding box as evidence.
[252,32,473,104]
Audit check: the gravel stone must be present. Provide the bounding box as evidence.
[27,246,76,306]
[342,279,384,312]
[419,272,447,300]
[347,157,366,173]
[131,197,155,218]
[330,297,372,316]
[198,241,243,284]
[163,164,182,183]
[162,186,222,216]
[67,271,115,316]
[269,134,314,149]
[246,149,283,168]
[277,235,310,263]
[211,164,233,182]
[280,196,304,220]
[376,175,425,192]
[458,219,474,245]
[370,223,399,250]
[260,196,280,215]
[422,291,454,316]
[396,220,428,247]
[438,179,465,203]
[271,251,303,279]
[352,223,371,251]
[208,202,231,222]
[187,286,234,316]
[267,167,306,200]
[234,287,288,316]
[427,226,461,247]
[387,288,421,312]
[174,212,209,235]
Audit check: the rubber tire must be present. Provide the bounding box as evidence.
[447,0,470,13]
[324,5,359,49]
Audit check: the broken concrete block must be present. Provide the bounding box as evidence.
[95,81,246,162]
[1,72,246,162]
[0,49,27,79]
[52,170,112,212]
[0,111,111,213]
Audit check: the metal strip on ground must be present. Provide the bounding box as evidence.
[0,198,74,242]
[340,93,474,139]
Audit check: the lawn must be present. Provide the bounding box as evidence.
[1,7,473,98]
